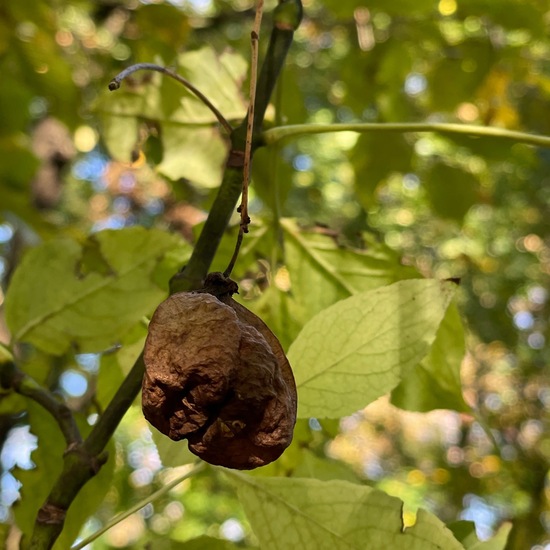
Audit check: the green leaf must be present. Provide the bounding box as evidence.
[13,401,115,549]
[424,162,480,222]
[157,124,227,187]
[96,351,126,410]
[448,520,512,550]
[0,75,33,137]
[351,132,414,209]
[96,323,147,408]
[172,48,248,124]
[323,0,433,17]
[0,137,40,187]
[427,39,495,112]
[147,535,248,550]
[459,0,544,35]
[133,4,190,61]
[228,474,464,550]
[0,342,13,363]
[292,450,361,483]
[150,426,195,468]
[206,221,270,277]
[288,279,456,418]
[5,227,189,354]
[391,302,469,412]
[282,219,414,300]
[0,523,8,549]
[0,392,26,415]
[247,419,315,477]
[96,46,247,163]
[251,220,417,350]
[246,285,303,353]
[99,114,139,162]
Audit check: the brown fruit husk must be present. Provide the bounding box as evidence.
[142,272,297,470]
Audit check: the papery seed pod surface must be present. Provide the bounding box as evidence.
[142,275,297,470]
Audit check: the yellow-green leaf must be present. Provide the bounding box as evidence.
[228,474,464,550]
[5,227,189,354]
[288,279,456,418]
[157,124,227,188]
[391,302,469,412]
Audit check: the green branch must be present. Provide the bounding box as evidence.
[263,121,550,148]
[0,359,82,447]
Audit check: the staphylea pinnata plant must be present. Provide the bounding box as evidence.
[2,0,550,549]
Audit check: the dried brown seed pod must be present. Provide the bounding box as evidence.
[142,272,297,469]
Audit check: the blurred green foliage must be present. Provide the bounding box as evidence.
[0,0,549,548]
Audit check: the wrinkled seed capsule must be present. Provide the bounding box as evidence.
[142,274,297,470]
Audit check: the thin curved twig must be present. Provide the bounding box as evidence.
[71,462,205,550]
[109,63,232,134]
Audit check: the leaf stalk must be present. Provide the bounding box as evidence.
[263,121,550,148]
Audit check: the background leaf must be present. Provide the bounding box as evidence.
[423,162,480,222]
[351,133,414,209]
[96,46,247,181]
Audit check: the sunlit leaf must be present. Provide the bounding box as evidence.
[172,48,248,124]
[97,45,246,167]
[148,535,249,550]
[157,124,227,187]
[96,323,147,408]
[448,520,512,550]
[292,450,361,483]
[99,114,139,162]
[5,227,189,354]
[229,474,464,550]
[391,302,469,412]
[288,279,456,418]
[252,219,417,350]
[247,419,315,478]
[150,426,195,468]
